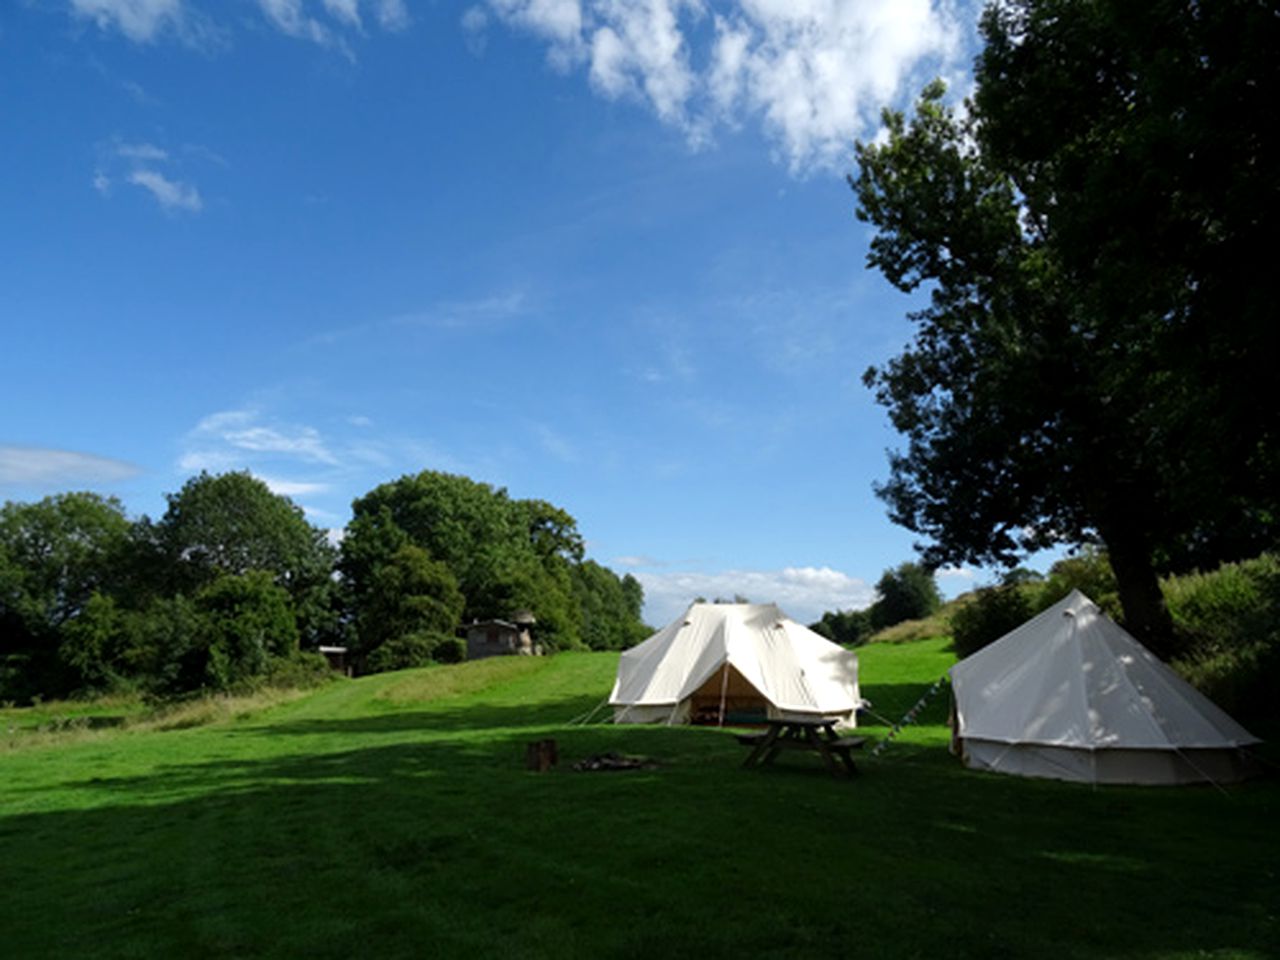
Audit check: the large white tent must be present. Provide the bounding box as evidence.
[610,602,862,725]
[950,589,1261,785]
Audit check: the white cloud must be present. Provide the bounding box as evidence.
[223,426,336,463]
[634,564,874,626]
[254,475,331,497]
[390,290,530,329]
[613,554,666,568]
[532,423,578,464]
[115,141,169,161]
[92,171,111,195]
[257,0,335,46]
[183,408,339,469]
[127,169,203,212]
[477,0,965,173]
[0,445,140,488]
[68,0,408,48]
[322,0,362,29]
[71,0,184,43]
[375,0,409,30]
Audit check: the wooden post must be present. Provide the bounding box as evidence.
[525,738,558,772]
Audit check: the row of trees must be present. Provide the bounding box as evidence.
[0,470,648,703]
[852,0,1278,658]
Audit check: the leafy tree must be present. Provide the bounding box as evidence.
[851,0,1279,656]
[809,608,872,646]
[1038,548,1120,620]
[870,562,941,630]
[195,571,299,690]
[354,544,465,662]
[571,560,649,650]
[950,585,1035,658]
[124,594,211,697]
[156,471,337,646]
[343,471,588,649]
[59,593,133,693]
[0,493,133,698]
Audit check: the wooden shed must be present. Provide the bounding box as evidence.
[464,611,542,660]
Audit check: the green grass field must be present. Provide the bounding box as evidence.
[2,640,1276,959]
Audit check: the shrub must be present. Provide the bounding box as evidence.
[1163,554,1280,720]
[950,585,1034,658]
[261,651,336,690]
[365,630,458,673]
[432,636,467,664]
[1037,547,1121,619]
[810,608,873,646]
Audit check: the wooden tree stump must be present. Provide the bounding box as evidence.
[525,738,558,772]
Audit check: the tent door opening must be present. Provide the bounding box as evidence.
[689,664,768,726]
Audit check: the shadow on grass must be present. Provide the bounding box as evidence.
[1,715,1276,960]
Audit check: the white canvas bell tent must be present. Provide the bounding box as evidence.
[949,589,1261,785]
[609,602,862,725]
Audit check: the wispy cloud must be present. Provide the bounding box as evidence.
[182,408,339,472]
[0,445,140,488]
[68,0,409,50]
[253,474,331,497]
[390,290,530,330]
[127,169,203,212]
[470,1,966,173]
[93,135,215,215]
[632,564,874,626]
[532,423,578,464]
[115,141,169,162]
[71,0,185,43]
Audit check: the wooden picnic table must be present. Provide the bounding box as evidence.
[739,718,865,778]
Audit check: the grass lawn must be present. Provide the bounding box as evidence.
[1,641,1276,959]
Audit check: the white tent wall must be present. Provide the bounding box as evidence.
[610,603,862,725]
[960,740,1260,785]
[950,590,1261,785]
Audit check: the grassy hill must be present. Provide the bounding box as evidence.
[1,645,1276,959]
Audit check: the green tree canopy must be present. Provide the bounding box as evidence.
[0,492,134,698]
[851,0,1279,655]
[155,471,337,645]
[870,562,941,630]
[571,560,649,651]
[354,544,465,659]
[342,471,589,649]
[809,608,873,646]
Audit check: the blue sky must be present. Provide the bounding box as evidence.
[1,0,1039,625]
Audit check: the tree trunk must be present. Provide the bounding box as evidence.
[1101,527,1175,660]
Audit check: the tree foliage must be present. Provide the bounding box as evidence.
[1,467,642,697]
[342,470,644,661]
[870,562,941,630]
[0,493,134,697]
[571,561,649,651]
[353,544,465,658]
[155,471,337,644]
[851,0,1279,655]
[809,608,872,647]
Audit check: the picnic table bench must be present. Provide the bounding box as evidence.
[739,718,866,778]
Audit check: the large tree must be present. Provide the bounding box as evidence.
[870,562,941,631]
[851,0,1279,655]
[0,492,134,698]
[342,471,588,649]
[155,471,338,646]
